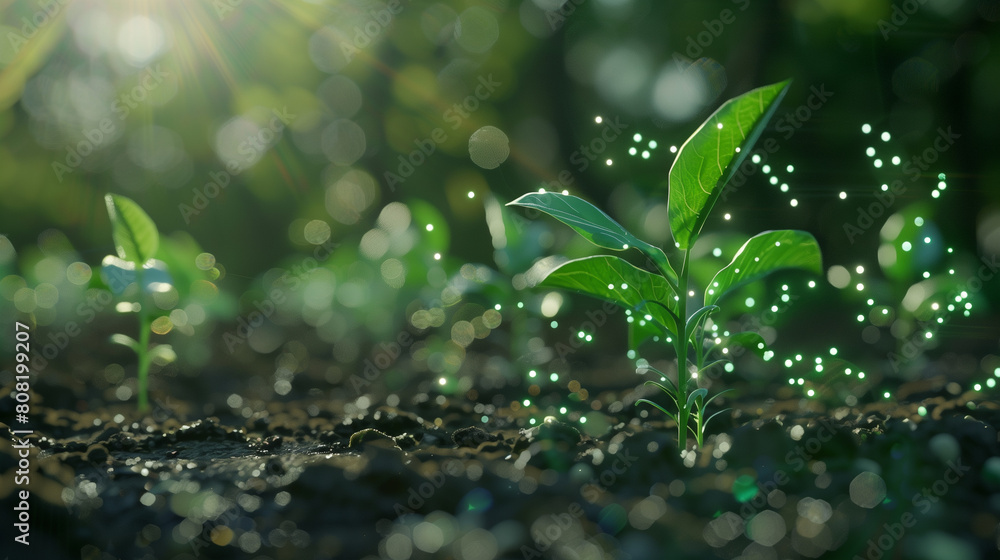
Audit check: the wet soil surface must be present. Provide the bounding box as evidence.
[3,377,1000,560]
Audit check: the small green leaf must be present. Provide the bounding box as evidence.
[109,333,139,352]
[686,388,709,412]
[704,407,732,430]
[509,192,677,284]
[685,304,719,344]
[537,255,678,335]
[723,331,768,358]
[705,230,822,306]
[636,399,678,423]
[668,80,791,249]
[644,379,679,399]
[148,344,177,366]
[105,194,160,267]
[698,359,730,374]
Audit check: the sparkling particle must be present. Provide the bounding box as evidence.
[839,191,847,199]
[881,131,891,142]
[862,124,872,134]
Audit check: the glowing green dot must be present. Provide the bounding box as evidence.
[732,475,758,503]
[866,147,876,157]
[579,416,587,424]
[762,164,771,174]
[439,377,446,385]
[795,354,803,361]
[987,379,996,389]
[529,418,536,425]
[550,373,558,382]
[807,389,815,397]
[786,164,794,173]
[862,124,872,134]
[789,378,796,385]
[901,241,912,252]
[924,237,931,244]
[641,151,650,159]
[724,363,735,373]
[781,294,790,303]
[797,378,804,385]
[994,367,1000,378]
[808,281,816,288]
[578,331,585,339]
[549,321,557,328]
[815,365,823,373]
[752,154,761,164]
[917,406,926,416]
[585,335,592,342]
[829,348,838,356]
[780,183,789,192]
[523,399,531,406]
[858,372,865,379]
[629,147,637,156]
[932,190,940,198]
[785,359,793,367]
[891,156,901,165]
[881,131,891,142]
[560,407,567,414]
[482,415,489,423]
[874,159,883,168]
[468,191,475,199]
[845,368,852,375]
[974,384,982,391]
[529,370,537,378]
[713,248,722,257]
[517,302,524,308]
[857,315,865,322]
[648,140,658,149]
[745,297,755,307]
[883,391,890,398]
[633,133,642,142]
[494,304,501,310]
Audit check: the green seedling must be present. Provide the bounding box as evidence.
[103,193,176,412]
[508,81,823,450]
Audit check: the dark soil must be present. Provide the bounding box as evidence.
[3,372,1000,560]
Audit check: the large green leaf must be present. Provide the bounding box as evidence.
[537,255,678,335]
[105,193,159,267]
[705,230,822,306]
[668,80,791,249]
[509,192,677,284]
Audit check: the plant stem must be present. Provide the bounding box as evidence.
[674,249,691,451]
[135,267,151,413]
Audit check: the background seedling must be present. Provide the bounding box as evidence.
[103,193,176,411]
